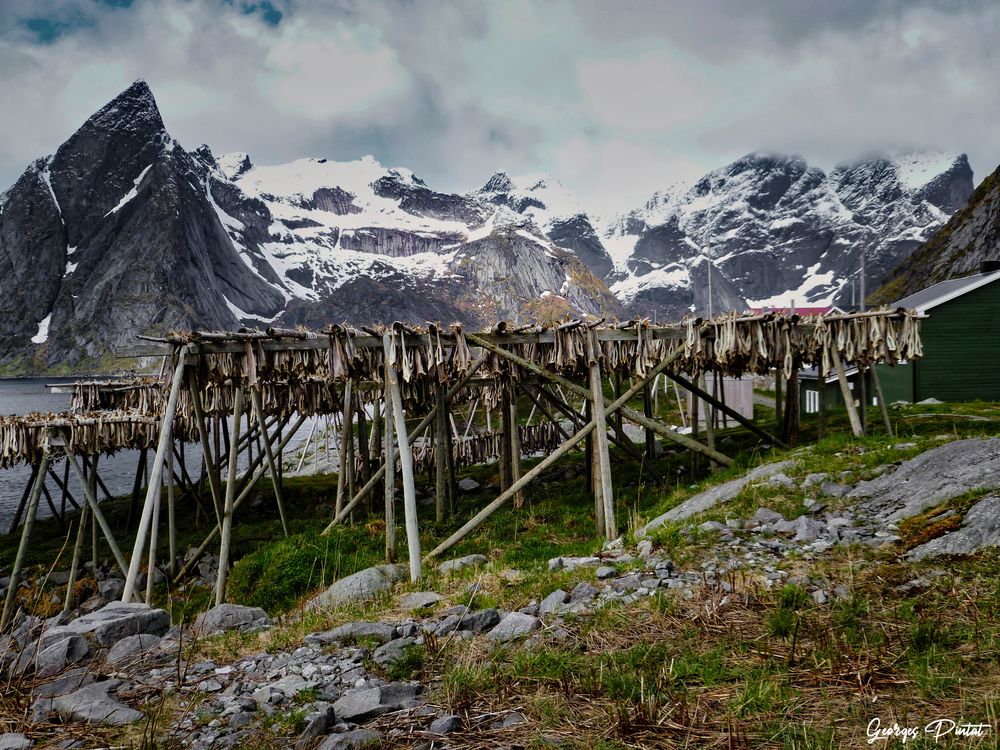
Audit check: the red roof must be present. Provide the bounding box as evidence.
[749,306,839,316]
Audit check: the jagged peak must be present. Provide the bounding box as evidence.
[833,149,966,181]
[726,151,809,175]
[80,79,166,137]
[217,151,253,180]
[480,170,515,193]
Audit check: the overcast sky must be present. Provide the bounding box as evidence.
[1,0,998,213]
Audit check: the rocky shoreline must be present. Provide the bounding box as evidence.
[3,437,1000,748]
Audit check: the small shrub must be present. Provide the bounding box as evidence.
[768,607,796,639]
[778,583,808,611]
[385,644,425,681]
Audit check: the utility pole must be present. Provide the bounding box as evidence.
[860,247,866,312]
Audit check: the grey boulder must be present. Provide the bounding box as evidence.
[106,633,163,668]
[907,495,1000,561]
[458,608,501,633]
[0,734,31,750]
[397,591,443,610]
[429,714,462,734]
[307,565,407,610]
[538,589,569,616]
[851,438,1000,522]
[41,602,169,649]
[317,730,380,750]
[16,634,89,678]
[373,637,416,666]
[307,621,396,645]
[333,682,421,723]
[437,554,487,575]
[488,612,541,642]
[639,460,795,533]
[52,680,143,725]
[193,604,270,636]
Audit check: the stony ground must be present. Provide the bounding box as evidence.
[2,431,1000,749]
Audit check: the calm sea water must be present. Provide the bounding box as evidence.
[0,378,323,534]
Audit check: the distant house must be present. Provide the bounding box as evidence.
[875,264,1000,403]
[798,365,868,417]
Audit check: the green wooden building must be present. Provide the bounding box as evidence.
[874,266,1000,403]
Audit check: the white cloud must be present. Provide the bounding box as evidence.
[577,51,709,133]
[0,0,998,214]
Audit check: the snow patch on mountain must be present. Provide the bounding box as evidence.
[104,164,152,217]
[890,150,964,190]
[31,314,52,344]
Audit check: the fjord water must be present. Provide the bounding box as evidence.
[0,379,318,534]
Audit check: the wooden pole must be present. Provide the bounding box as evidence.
[145,465,161,605]
[666,374,787,448]
[367,402,383,515]
[829,346,864,437]
[518,383,571,441]
[592,428,605,538]
[417,345,692,562]
[251,389,290,536]
[383,333,422,582]
[643,383,656,459]
[587,331,616,540]
[509,389,524,509]
[858,365,869,435]
[122,346,187,603]
[215,387,244,606]
[435,388,448,522]
[535,384,642,460]
[499,386,513,491]
[321,359,485,532]
[1,453,50,631]
[775,368,784,438]
[699,372,716,468]
[63,501,89,616]
[7,466,38,534]
[355,395,371,512]
[296,420,317,473]
[188,369,224,525]
[167,442,177,578]
[66,454,132,584]
[618,406,734,467]
[871,366,893,436]
[59,458,70,518]
[46,463,81,513]
[384,393,397,563]
[426,417,596,561]
[818,362,827,438]
[786,367,799,447]
[335,380,354,517]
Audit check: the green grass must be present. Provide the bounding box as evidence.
[8,400,1000,749]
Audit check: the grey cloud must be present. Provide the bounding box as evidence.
[0,0,998,214]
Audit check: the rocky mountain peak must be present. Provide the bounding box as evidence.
[217,152,254,180]
[74,79,166,141]
[480,170,515,194]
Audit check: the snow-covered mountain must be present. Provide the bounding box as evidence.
[0,81,976,372]
[599,151,974,317]
[0,82,619,370]
[872,161,1000,304]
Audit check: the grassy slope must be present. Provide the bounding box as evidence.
[3,401,1000,748]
